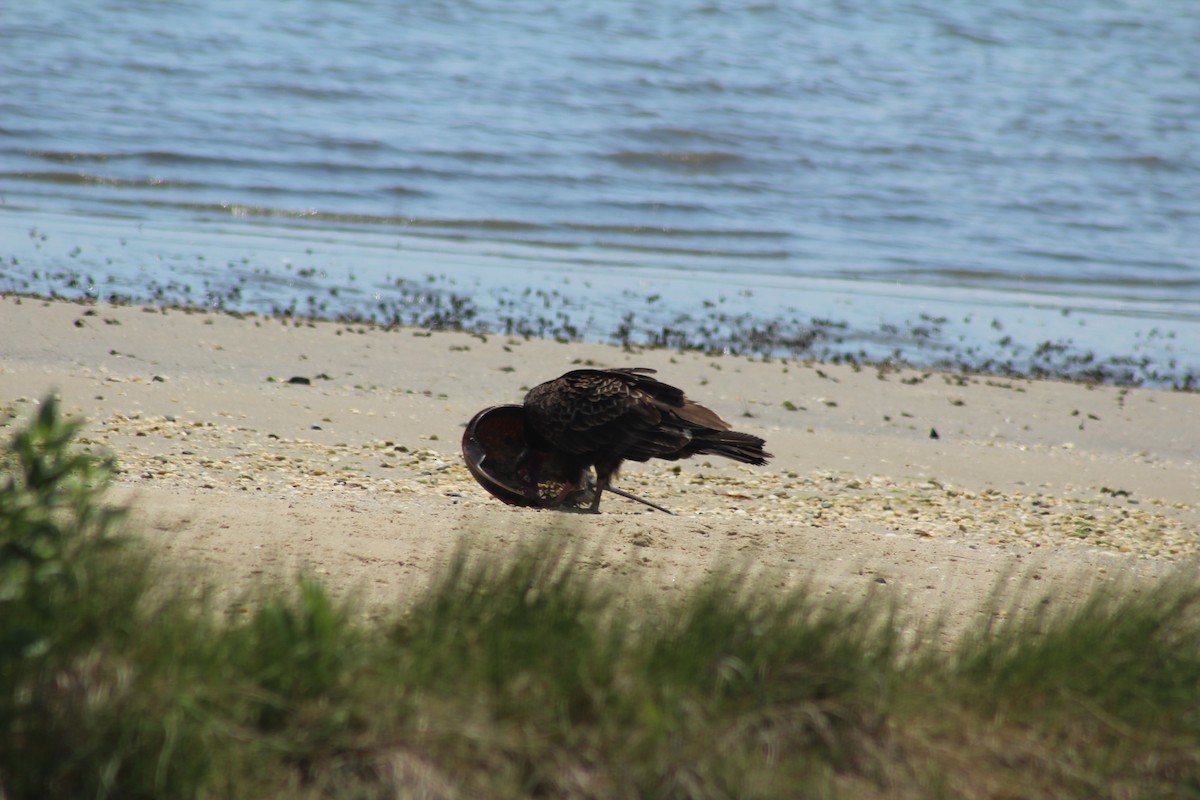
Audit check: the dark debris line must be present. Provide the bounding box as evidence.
[2,265,1197,391]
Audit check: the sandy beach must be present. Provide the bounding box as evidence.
[3,295,1198,633]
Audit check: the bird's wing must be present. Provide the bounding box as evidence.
[525,369,712,460]
[524,370,656,455]
[614,368,732,431]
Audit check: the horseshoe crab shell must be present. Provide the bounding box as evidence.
[461,405,594,509]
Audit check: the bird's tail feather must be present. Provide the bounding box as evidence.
[695,430,771,465]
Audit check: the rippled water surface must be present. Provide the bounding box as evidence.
[3,0,1198,382]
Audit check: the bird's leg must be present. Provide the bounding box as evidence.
[548,478,582,507]
[589,459,620,513]
[588,481,605,513]
[540,464,592,509]
[585,459,668,513]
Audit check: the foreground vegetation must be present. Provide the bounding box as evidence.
[2,398,1199,799]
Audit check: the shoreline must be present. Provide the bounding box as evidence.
[3,232,1198,389]
[2,294,1198,632]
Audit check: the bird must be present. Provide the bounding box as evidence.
[519,367,771,513]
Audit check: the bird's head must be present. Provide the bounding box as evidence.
[514,445,543,498]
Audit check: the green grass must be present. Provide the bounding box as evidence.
[2,397,1199,798]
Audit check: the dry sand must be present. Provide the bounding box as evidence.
[3,296,1198,634]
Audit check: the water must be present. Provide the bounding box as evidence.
[3,0,1199,384]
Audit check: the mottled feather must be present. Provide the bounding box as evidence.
[521,368,771,512]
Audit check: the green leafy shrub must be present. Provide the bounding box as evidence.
[1,395,127,659]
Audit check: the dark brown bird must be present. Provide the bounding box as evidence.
[520,367,771,513]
